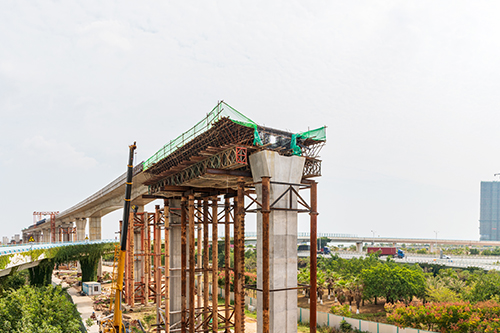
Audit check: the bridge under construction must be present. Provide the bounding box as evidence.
[24,101,327,333]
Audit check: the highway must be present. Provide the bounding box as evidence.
[326,252,500,271]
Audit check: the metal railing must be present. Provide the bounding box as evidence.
[243,232,359,238]
[0,239,118,256]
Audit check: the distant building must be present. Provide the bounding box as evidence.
[480,181,500,240]
[2,236,8,245]
[14,234,20,243]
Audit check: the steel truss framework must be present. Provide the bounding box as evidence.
[148,147,322,195]
[122,176,319,333]
[148,146,249,193]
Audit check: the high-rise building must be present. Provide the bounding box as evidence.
[14,234,20,243]
[2,236,8,245]
[480,181,500,241]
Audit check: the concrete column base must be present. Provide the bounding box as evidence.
[169,199,182,325]
[89,217,102,278]
[356,242,363,253]
[250,150,305,333]
[89,217,101,241]
[76,218,87,241]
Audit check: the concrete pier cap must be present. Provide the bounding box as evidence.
[249,150,305,333]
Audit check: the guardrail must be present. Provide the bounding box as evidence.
[243,232,359,238]
[0,239,118,256]
[331,251,500,271]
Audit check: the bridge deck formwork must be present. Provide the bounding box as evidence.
[121,101,325,333]
[21,102,325,333]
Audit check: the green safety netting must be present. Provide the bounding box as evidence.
[143,102,326,171]
[143,102,262,171]
[290,126,327,155]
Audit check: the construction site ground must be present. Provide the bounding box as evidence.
[52,265,388,332]
[297,293,388,323]
[52,265,259,332]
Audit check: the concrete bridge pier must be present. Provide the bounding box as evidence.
[250,150,305,333]
[356,242,363,253]
[45,229,51,243]
[60,222,73,242]
[89,217,102,276]
[89,217,101,241]
[169,199,182,325]
[76,218,87,241]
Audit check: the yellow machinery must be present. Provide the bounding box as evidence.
[99,142,136,333]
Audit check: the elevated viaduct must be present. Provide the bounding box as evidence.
[21,101,326,333]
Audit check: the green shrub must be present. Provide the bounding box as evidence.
[339,319,352,332]
[330,304,351,317]
[0,285,83,332]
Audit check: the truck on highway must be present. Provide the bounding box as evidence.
[367,246,405,259]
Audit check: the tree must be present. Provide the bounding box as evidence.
[361,263,426,304]
[465,271,500,302]
[0,285,83,333]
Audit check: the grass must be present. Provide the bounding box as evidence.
[350,311,387,322]
[297,323,338,333]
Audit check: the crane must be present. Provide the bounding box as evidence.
[99,142,137,333]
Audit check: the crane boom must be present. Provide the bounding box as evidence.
[98,142,136,333]
[113,141,136,332]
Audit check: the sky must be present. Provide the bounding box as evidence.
[2,1,500,242]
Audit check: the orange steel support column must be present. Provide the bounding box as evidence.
[125,217,131,306]
[261,176,271,333]
[164,200,170,333]
[234,178,246,332]
[147,213,153,302]
[51,216,56,243]
[310,181,318,333]
[211,198,219,332]
[224,197,230,330]
[155,205,162,331]
[196,199,202,324]
[140,214,146,305]
[144,212,151,305]
[181,197,187,333]
[155,206,162,303]
[188,194,195,333]
[202,199,209,332]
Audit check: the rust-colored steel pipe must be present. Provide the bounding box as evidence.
[310,181,318,333]
[202,199,209,332]
[188,195,195,333]
[235,178,246,332]
[164,200,170,333]
[211,198,219,331]
[261,176,271,333]
[181,197,187,333]
[224,197,231,329]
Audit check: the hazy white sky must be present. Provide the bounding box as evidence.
[2,1,500,241]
